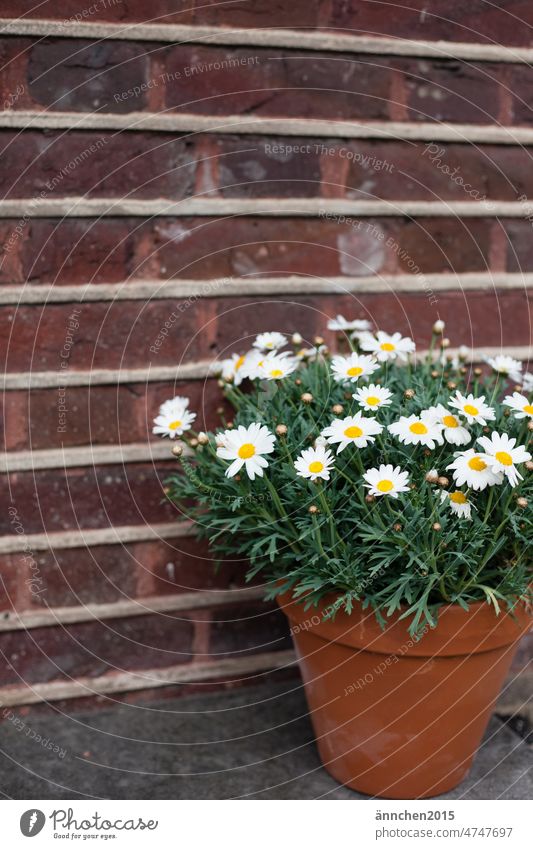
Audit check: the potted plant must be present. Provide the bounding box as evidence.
[155,320,532,798]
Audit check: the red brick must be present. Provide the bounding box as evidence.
[507,65,533,125]
[139,537,246,597]
[193,0,321,29]
[19,219,140,284]
[402,59,501,125]
[506,221,533,271]
[163,45,391,119]
[0,131,196,200]
[0,463,179,534]
[326,1,533,46]
[0,612,194,685]
[208,602,291,660]
[0,0,196,24]
[217,136,322,198]
[2,380,224,451]
[27,39,150,113]
[0,554,26,611]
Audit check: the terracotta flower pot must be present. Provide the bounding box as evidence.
[278,591,531,798]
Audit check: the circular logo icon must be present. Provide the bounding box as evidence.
[20,810,46,837]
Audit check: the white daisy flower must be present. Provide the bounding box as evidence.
[440,490,473,520]
[327,315,372,333]
[426,404,471,446]
[477,432,532,488]
[446,449,503,491]
[294,445,335,481]
[352,383,393,412]
[360,330,416,362]
[321,412,383,454]
[295,344,328,361]
[486,354,522,383]
[153,396,196,438]
[388,412,444,450]
[331,353,379,383]
[217,352,252,386]
[257,351,298,380]
[502,391,533,420]
[216,422,276,480]
[253,331,287,352]
[522,372,533,393]
[448,392,496,426]
[363,464,410,499]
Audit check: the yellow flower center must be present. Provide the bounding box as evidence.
[377,479,393,492]
[347,366,363,377]
[495,450,513,466]
[409,422,428,435]
[464,404,479,416]
[523,404,533,415]
[309,461,324,473]
[366,396,380,406]
[238,443,256,459]
[442,415,458,428]
[344,425,363,438]
[380,342,395,351]
[270,369,283,378]
[450,491,467,504]
[468,456,487,471]
[169,420,182,430]
[235,355,245,370]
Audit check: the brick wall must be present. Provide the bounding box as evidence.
[0,2,531,707]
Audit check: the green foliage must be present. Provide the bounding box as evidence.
[164,340,532,637]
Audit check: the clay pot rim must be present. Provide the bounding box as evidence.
[277,590,531,657]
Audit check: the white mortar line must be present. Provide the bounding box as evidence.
[0,441,177,472]
[0,521,194,554]
[0,649,297,707]
[1,273,532,304]
[2,110,533,144]
[1,18,533,64]
[0,586,266,632]
[0,196,532,219]
[3,347,531,391]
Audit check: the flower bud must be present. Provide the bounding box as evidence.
[332,404,344,414]
[447,381,457,390]
[189,437,199,448]
[441,337,450,348]
[433,319,445,333]
[217,379,225,388]
[525,460,533,471]
[301,392,313,404]
[276,424,288,436]
[197,432,209,445]
[517,497,528,508]
[308,504,320,514]
[365,494,375,503]
[404,388,415,399]
[432,522,442,532]
[226,422,234,430]
[292,332,303,345]
[474,367,482,377]
[437,476,449,488]
[425,470,439,483]
[314,335,325,346]
[393,523,402,532]
[528,420,533,432]
[171,444,183,457]
[216,406,224,415]
[295,378,302,386]
[431,370,439,378]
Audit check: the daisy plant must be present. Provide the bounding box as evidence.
[157,321,533,636]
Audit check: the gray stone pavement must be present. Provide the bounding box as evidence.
[0,680,531,800]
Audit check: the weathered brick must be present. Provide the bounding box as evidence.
[507,65,533,125]
[0,131,196,200]
[2,380,224,451]
[208,602,291,660]
[0,612,194,685]
[163,45,391,119]
[326,1,533,46]
[505,220,533,271]
[217,137,322,199]
[402,59,502,124]
[137,537,246,597]
[0,0,196,25]
[28,39,150,113]
[0,463,178,534]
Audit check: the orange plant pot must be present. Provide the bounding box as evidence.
[278,592,531,798]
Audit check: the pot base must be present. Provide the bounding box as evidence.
[280,594,530,799]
